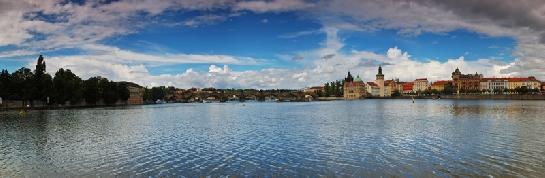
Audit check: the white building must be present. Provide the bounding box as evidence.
[480,78,509,94]
[366,82,380,96]
[413,78,429,92]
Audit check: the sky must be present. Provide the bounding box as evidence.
[0,0,544,89]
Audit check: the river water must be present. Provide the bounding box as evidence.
[1,100,545,177]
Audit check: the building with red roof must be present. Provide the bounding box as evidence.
[343,72,367,99]
[402,82,414,94]
[507,77,541,90]
[431,80,451,92]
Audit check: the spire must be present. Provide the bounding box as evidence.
[345,71,354,82]
[378,66,383,75]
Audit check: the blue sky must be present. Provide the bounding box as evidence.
[0,0,543,88]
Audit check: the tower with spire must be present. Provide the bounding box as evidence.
[375,66,385,97]
[343,71,366,99]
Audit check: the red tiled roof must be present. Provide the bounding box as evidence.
[480,78,509,82]
[345,81,365,87]
[432,80,451,86]
[366,82,378,86]
[507,77,540,82]
[402,82,413,90]
[415,78,428,81]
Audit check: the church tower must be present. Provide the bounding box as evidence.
[376,66,385,97]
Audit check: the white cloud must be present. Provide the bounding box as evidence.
[5,0,545,89]
[235,0,313,13]
[183,14,227,28]
[208,64,230,74]
[30,28,511,89]
[78,44,259,65]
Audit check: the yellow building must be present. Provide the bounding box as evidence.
[431,80,451,92]
[125,82,144,105]
[375,66,385,97]
[507,77,541,90]
[343,72,367,99]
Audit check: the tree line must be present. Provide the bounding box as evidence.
[0,55,129,106]
[320,80,344,97]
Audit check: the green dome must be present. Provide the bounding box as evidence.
[354,75,363,82]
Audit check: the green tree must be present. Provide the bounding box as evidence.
[0,69,11,99]
[35,73,53,103]
[11,67,34,102]
[324,83,330,96]
[117,82,130,101]
[143,87,152,102]
[516,86,529,95]
[330,81,337,96]
[103,81,119,105]
[53,68,83,105]
[83,77,101,105]
[335,80,342,96]
[151,86,166,101]
[442,83,455,95]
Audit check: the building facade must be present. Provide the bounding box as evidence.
[304,86,325,94]
[452,68,483,94]
[343,72,367,99]
[384,80,396,96]
[125,83,144,105]
[507,77,541,90]
[413,78,429,93]
[431,80,451,92]
[480,78,509,94]
[366,82,380,96]
[402,82,414,95]
[375,66,385,97]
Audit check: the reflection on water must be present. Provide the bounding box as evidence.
[1,100,545,177]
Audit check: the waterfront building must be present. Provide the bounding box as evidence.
[402,82,414,95]
[125,82,145,105]
[480,78,509,94]
[304,86,325,94]
[507,77,541,90]
[375,66,385,97]
[413,78,429,93]
[393,81,407,95]
[366,82,380,96]
[452,68,483,94]
[384,80,397,96]
[343,72,367,99]
[431,80,451,92]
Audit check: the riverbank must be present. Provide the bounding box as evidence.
[3,94,545,111]
[0,100,131,110]
[370,94,545,100]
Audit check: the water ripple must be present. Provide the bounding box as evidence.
[1,100,545,177]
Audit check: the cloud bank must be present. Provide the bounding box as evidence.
[1,0,544,88]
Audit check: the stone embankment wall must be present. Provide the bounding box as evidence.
[0,100,130,110]
[317,97,345,101]
[374,95,545,100]
[440,95,545,100]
